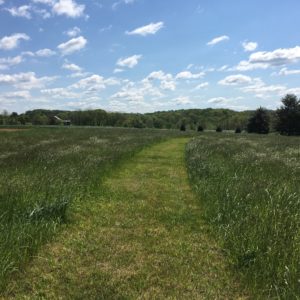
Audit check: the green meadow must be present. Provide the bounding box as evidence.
[0,127,187,292]
[0,127,299,299]
[187,133,300,299]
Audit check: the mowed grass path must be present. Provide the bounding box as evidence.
[4,138,244,299]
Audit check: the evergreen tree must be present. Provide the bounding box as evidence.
[275,94,300,136]
[247,107,270,134]
[197,125,204,132]
[235,127,242,133]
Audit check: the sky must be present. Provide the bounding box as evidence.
[1,0,300,113]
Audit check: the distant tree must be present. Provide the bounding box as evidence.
[153,117,163,129]
[247,107,270,134]
[7,112,19,125]
[197,125,204,132]
[180,124,186,131]
[190,123,196,130]
[216,126,223,132]
[1,110,9,125]
[235,127,242,133]
[18,114,28,125]
[275,94,300,135]
[32,113,48,125]
[132,117,145,128]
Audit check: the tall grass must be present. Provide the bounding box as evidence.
[0,126,187,291]
[186,133,300,299]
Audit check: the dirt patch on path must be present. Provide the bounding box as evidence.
[0,129,28,132]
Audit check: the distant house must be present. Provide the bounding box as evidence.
[63,120,71,126]
[54,116,71,126]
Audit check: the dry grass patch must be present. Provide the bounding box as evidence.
[0,128,28,132]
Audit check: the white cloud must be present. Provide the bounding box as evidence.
[41,87,81,99]
[105,77,121,86]
[207,35,229,46]
[31,0,55,4]
[240,79,286,96]
[194,82,209,89]
[176,71,205,79]
[218,65,229,71]
[116,54,142,68]
[21,51,35,57]
[111,89,144,103]
[147,70,172,81]
[0,33,30,50]
[244,84,287,94]
[111,79,163,105]
[0,56,23,70]
[112,0,136,10]
[5,5,32,19]
[62,62,82,72]
[57,36,87,55]
[146,70,176,91]
[249,46,300,66]
[64,98,101,110]
[208,97,228,104]
[285,87,300,96]
[5,2,53,19]
[65,26,81,37]
[278,67,300,76]
[174,96,192,105]
[186,64,194,70]
[126,22,164,36]
[237,46,300,71]
[0,0,5,5]
[235,60,269,71]
[0,72,57,89]
[160,80,176,91]
[206,97,247,110]
[32,7,51,18]
[21,49,55,58]
[36,48,56,57]
[99,25,112,33]
[113,68,124,74]
[1,90,31,99]
[108,99,128,111]
[52,0,85,18]
[71,75,106,91]
[242,41,258,52]
[219,74,252,86]
[68,71,90,78]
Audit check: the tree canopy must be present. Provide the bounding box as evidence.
[275,94,300,136]
[247,107,270,134]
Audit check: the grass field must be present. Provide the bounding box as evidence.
[0,127,188,292]
[186,133,300,299]
[1,128,299,299]
[3,138,245,299]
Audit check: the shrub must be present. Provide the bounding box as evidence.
[180,124,186,131]
[235,127,242,133]
[197,125,204,132]
[216,126,222,132]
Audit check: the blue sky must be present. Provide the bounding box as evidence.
[1,0,300,113]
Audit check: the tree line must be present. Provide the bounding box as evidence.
[1,94,299,135]
[0,107,253,130]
